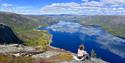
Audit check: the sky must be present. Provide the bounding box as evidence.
[0,0,125,15]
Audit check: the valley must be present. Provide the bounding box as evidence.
[0,12,125,63]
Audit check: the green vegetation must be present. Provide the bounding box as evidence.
[0,12,52,50]
[29,15,125,38]
[0,55,52,63]
[0,55,33,63]
[0,53,73,63]
[0,12,125,49]
[58,53,73,61]
[23,30,52,51]
[46,52,73,62]
[80,16,125,38]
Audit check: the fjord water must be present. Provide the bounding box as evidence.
[39,21,125,63]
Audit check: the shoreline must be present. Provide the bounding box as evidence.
[116,36,125,39]
[48,45,108,63]
[36,26,109,63]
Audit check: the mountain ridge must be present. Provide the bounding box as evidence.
[0,11,125,44]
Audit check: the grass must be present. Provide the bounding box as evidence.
[58,53,73,61]
[19,30,52,48]
[46,52,73,63]
[0,55,33,63]
[0,55,53,63]
[0,53,73,63]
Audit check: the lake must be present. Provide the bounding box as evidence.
[38,21,125,63]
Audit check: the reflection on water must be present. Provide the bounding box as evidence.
[39,21,125,63]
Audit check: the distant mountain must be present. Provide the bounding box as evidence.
[0,12,51,45]
[0,12,41,31]
[0,12,125,43]
[28,15,125,38]
[79,16,125,38]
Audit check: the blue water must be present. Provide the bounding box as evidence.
[38,21,125,63]
[49,31,125,63]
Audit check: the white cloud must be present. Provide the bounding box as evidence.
[0,4,41,15]
[1,3,13,6]
[15,6,31,9]
[81,1,104,7]
[0,3,14,12]
[1,0,125,15]
[40,1,125,15]
[14,7,41,15]
[40,2,83,14]
[102,0,125,4]
[15,10,41,15]
[50,2,81,7]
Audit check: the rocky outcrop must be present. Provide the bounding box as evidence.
[0,44,107,63]
[0,24,22,44]
[0,44,37,54]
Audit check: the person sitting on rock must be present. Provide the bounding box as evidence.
[77,44,89,61]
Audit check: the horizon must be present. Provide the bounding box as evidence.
[0,0,125,15]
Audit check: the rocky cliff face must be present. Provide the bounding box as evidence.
[0,24,22,44]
